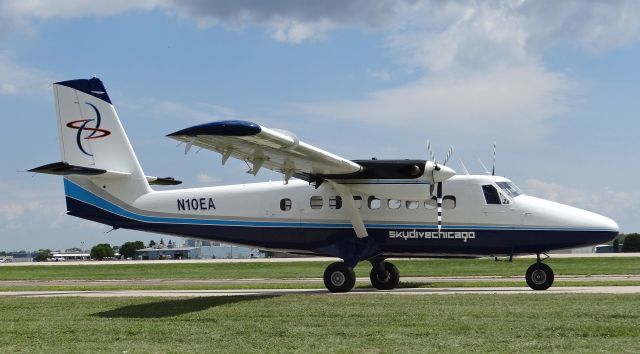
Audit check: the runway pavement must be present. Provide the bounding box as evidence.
[1,286,640,297]
[1,274,639,286]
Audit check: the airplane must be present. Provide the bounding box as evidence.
[30,77,619,292]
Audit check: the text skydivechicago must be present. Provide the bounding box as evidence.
[389,230,476,242]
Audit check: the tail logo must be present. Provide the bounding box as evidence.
[66,102,111,156]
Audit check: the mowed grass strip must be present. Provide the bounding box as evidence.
[0,294,638,353]
[1,257,639,281]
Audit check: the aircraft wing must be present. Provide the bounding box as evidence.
[167,120,362,179]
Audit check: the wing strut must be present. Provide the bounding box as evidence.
[329,181,368,238]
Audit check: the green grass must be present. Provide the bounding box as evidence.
[0,294,638,353]
[1,257,638,281]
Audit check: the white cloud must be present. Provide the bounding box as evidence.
[1,1,639,49]
[267,18,335,44]
[1,0,164,20]
[0,180,67,230]
[368,69,392,81]
[523,178,640,221]
[0,51,56,95]
[122,97,248,123]
[289,64,570,144]
[196,174,220,184]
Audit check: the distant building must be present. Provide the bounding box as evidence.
[10,252,34,263]
[136,245,263,260]
[51,253,91,261]
[185,238,219,247]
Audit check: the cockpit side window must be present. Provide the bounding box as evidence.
[482,185,501,205]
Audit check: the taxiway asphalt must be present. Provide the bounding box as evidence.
[2,286,640,298]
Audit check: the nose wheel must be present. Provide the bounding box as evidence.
[525,254,554,290]
[369,258,400,290]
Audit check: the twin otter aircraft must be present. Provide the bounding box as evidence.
[31,77,619,292]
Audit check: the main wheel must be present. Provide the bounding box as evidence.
[370,261,400,290]
[323,262,356,293]
[525,263,554,290]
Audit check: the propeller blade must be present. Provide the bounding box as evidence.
[427,140,436,163]
[437,182,443,234]
[443,146,453,166]
[492,141,496,176]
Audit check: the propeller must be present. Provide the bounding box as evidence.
[492,141,496,176]
[426,141,456,234]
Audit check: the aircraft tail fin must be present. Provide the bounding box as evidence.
[33,77,152,203]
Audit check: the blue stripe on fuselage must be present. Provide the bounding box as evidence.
[63,179,616,232]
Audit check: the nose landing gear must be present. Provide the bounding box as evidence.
[369,258,400,290]
[525,253,554,290]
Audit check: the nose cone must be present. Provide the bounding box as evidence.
[425,161,456,183]
[597,215,619,232]
[518,195,619,245]
[433,165,456,183]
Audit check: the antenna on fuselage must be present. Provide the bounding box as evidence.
[478,158,490,175]
[459,159,470,175]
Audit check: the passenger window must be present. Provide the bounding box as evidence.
[406,201,420,209]
[443,196,456,210]
[280,198,291,211]
[329,196,342,210]
[482,185,501,205]
[310,196,323,209]
[425,198,437,209]
[353,196,363,209]
[388,199,402,209]
[368,196,381,210]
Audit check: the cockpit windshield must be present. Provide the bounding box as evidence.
[496,182,522,198]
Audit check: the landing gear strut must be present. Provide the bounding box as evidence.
[369,258,400,290]
[323,262,356,293]
[525,253,554,290]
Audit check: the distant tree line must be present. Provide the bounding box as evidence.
[620,233,640,252]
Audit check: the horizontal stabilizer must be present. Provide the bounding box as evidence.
[29,162,130,178]
[30,162,181,185]
[146,176,182,185]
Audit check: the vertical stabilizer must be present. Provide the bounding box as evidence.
[54,78,151,202]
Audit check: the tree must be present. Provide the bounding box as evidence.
[149,240,156,248]
[34,249,52,262]
[622,233,640,252]
[160,238,165,246]
[90,243,115,260]
[119,241,145,259]
[613,238,620,253]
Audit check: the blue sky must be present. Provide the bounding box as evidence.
[1,0,639,251]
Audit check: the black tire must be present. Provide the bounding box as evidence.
[370,261,400,290]
[525,263,554,290]
[323,262,356,293]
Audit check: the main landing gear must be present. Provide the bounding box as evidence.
[525,253,554,290]
[323,258,400,293]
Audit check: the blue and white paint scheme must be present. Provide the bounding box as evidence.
[31,77,619,293]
